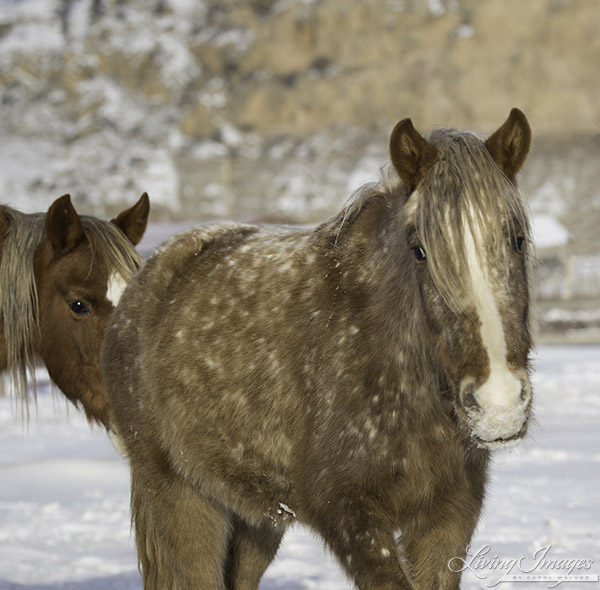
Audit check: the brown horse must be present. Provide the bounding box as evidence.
[0,193,149,430]
[104,109,533,590]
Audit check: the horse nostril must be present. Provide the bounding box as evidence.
[461,383,480,411]
[465,392,479,410]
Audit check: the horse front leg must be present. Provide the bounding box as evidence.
[303,495,417,590]
[224,514,285,590]
[130,454,232,590]
[400,481,485,590]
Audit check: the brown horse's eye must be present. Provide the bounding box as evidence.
[412,246,427,262]
[513,236,526,252]
[69,300,91,316]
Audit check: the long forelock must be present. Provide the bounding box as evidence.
[412,130,531,313]
[79,216,142,284]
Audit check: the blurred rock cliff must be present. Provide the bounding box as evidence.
[1,0,599,259]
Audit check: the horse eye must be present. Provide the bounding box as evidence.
[69,300,91,316]
[412,246,427,262]
[513,236,526,252]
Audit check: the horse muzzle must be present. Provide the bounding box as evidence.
[459,373,532,449]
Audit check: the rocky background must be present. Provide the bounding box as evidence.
[1,0,599,260]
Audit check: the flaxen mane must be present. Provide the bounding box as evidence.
[0,208,141,412]
[0,208,45,408]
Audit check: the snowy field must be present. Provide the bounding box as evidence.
[0,345,598,589]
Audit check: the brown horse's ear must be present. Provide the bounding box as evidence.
[111,192,150,246]
[389,118,438,194]
[485,108,531,183]
[46,194,84,256]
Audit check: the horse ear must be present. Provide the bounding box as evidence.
[485,108,531,183]
[111,192,150,246]
[45,194,84,256]
[389,118,438,194]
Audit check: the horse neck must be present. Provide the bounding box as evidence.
[332,198,444,406]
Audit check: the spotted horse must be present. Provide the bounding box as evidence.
[104,110,533,590]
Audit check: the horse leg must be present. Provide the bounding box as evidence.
[305,496,416,590]
[224,515,285,590]
[131,455,231,590]
[401,488,485,590]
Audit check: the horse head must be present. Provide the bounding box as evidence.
[31,193,149,427]
[391,109,533,448]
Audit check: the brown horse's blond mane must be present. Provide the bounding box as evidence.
[0,207,142,413]
[0,207,45,412]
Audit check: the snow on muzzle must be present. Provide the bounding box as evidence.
[459,369,532,449]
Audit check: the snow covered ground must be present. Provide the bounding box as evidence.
[0,346,598,589]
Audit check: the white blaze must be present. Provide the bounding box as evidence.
[463,217,522,410]
[106,272,128,306]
